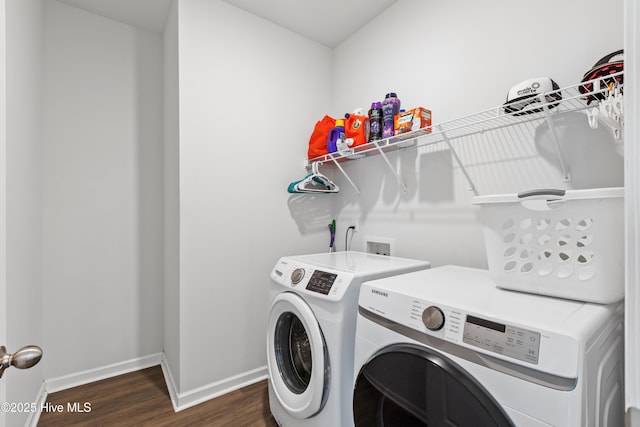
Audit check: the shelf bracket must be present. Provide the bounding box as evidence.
[540,97,571,182]
[326,154,361,195]
[372,142,408,193]
[438,125,478,195]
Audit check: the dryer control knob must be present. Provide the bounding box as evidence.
[422,306,445,331]
[291,268,305,285]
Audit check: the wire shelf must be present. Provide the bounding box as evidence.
[308,72,624,164]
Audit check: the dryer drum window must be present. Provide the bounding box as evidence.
[353,344,514,426]
[274,312,313,394]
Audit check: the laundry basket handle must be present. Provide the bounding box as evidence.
[517,189,566,199]
[516,189,567,211]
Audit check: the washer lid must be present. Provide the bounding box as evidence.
[284,251,430,279]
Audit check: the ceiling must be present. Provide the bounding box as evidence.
[57,0,174,34]
[220,0,398,47]
[56,0,398,47]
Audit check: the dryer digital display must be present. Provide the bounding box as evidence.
[306,270,338,295]
[463,315,540,364]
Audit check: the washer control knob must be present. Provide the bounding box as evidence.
[291,268,305,285]
[422,306,445,331]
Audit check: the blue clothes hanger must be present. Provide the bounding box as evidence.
[288,162,339,194]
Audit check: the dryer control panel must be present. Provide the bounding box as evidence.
[355,266,627,379]
[359,281,582,377]
[410,301,541,365]
[462,314,540,364]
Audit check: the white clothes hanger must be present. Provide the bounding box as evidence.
[586,81,623,140]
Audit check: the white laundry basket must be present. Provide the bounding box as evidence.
[473,187,624,304]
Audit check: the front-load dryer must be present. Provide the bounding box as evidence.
[353,265,624,427]
[267,251,430,427]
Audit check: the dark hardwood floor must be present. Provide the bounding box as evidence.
[38,366,278,426]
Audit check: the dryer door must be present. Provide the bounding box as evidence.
[353,344,514,427]
[267,292,328,419]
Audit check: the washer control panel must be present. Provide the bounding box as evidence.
[462,314,540,364]
[304,270,338,295]
[291,268,305,285]
[271,258,353,301]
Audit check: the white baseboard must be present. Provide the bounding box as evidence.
[160,357,180,412]
[628,406,640,427]
[25,381,47,427]
[45,353,163,394]
[43,352,267,416]
[160,357,268,412]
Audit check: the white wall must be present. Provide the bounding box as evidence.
[0,0,7,424]
[330,0,624,267]
[172,0,332,401]
[3,0,44,425]
[625,0,640,422]
[163,0,180,392]
[42,0,164,381]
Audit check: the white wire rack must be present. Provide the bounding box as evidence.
[307,72,624,195]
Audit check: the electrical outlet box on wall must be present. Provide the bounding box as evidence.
[365,236,395,256]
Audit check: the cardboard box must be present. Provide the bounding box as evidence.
[394,107,432,135]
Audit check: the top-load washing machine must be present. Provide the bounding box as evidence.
[353,265,624,427]
[267,251,430,427]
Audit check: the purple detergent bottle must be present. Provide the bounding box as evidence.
[327,119,345,153]
[368,102,383,142]
[382,92,401,138]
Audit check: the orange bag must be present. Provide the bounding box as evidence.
[307,115,335,160]
[345,114,370,148]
